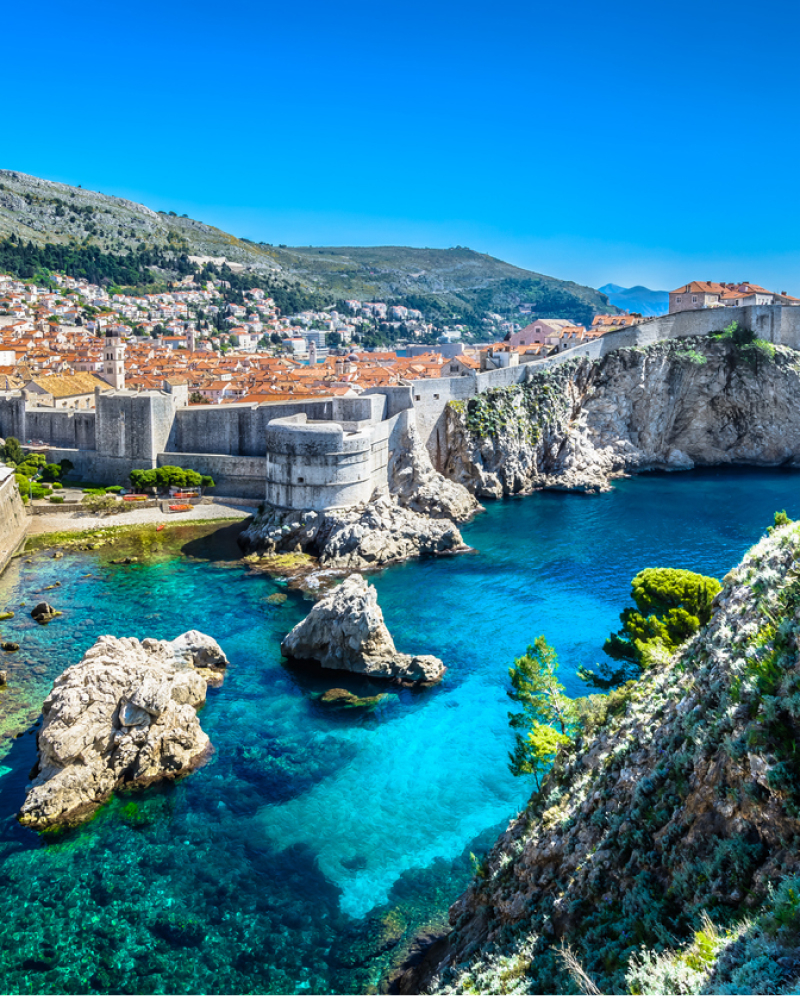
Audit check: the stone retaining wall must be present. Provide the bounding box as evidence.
[0,470,28,574]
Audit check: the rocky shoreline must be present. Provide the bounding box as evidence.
[397,520,800,995]
[444,336,800,497]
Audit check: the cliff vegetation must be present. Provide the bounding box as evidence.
[412,518,800,995]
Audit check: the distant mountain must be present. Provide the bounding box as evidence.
[599,283,669,317]
[0,168,617,329]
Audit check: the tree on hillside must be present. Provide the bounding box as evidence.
[507,636,575,785]
[580,568,722,687]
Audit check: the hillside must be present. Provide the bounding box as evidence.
[396,518,800,995]
[599,282,669,317]
[0,169,615,328]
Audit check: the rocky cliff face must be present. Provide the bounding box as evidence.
[20,631,228,830]
[444,337,800,496]
[401,521,800,995]
[281,573,445,684]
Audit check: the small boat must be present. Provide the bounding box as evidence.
[169,504,192,513]
[123,494,148,502]
[156,524,165,532]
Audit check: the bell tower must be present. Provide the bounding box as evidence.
[102,329,125,390]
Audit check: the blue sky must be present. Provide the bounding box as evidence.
[4,0,800,292]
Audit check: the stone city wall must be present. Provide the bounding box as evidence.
[0,469,28,576]
[2,304,800,496]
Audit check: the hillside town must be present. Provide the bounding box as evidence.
[0,267,651,409]
[4,267,789,411]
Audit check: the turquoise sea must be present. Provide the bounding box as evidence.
[0,467,798,994]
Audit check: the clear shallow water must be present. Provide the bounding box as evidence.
[0,467,798,994]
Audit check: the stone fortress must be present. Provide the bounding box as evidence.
[2,304,800,508]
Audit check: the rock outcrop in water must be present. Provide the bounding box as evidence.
[281,573,445,684]
[19,630,228,830]
[444,336,800,497]
[401,521,800,996]
[240,421,478,570]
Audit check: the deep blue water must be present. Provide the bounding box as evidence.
[0,467,798,994]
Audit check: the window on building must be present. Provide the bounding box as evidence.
[415,394,421,401]
[692,296,697,303]
[676,296,682,303]
[297,477,304,484]
[433,394,440,400]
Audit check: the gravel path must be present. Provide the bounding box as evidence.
[26,499,255,535]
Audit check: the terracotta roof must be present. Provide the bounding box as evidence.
[27,372,109,398]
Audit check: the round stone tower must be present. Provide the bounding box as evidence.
[103,329,125,390]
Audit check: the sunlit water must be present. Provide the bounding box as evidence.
[0,468,798,994]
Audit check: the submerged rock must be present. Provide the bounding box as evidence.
[281,574,445,684]
[19,630,229,830]
[1,641,19,652]
[318,688,388,709]
[0,670,6,686]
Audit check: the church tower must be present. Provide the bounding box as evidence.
[103,329,125,390]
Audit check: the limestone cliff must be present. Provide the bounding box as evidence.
[398,522,800,995]
[444,336,800,497]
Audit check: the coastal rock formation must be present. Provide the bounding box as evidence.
[281,574,445,684]
[240,421,477,570]
[388,418,480,521]
[444,336,800,496]
[19,630,228,830]
[241,495,469,571]
[406,521,800,995]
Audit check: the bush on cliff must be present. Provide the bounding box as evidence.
[713,319,776,365]
[580,567,721,687]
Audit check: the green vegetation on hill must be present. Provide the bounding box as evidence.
[0,169,616,329]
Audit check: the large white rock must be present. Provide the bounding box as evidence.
[281,574,445,684]
[19,631,229,830]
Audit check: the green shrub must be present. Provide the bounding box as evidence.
[105,485,123,494]
[0,437,24,466]
[82,487,107,496]
[581,568,722,686]
[30,484,49,500]
[132,466,213,491]
[676,348,707,366]
[82,493,121,515]
[129,469,157,490]
[767,509,793,536]
[49,495,64,504]
[39,463,62,482]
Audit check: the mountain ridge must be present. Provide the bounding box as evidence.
[0,168,616,328]
[599,281,669,316]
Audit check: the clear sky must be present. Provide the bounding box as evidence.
[4,0,800,292]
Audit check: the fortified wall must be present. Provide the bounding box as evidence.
[1,304,798,507]
[0,467,28,575]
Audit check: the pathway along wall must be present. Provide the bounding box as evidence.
[0,469,27,576]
